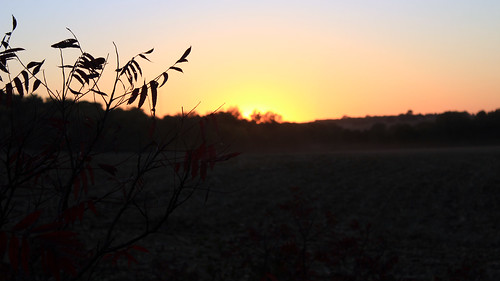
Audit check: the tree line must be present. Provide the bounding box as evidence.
[3,95,500,152]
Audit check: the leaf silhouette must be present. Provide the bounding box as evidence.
[33,62,44,75]
[72,73,85,85]
[51,39,79,49]
[91,89,108,96]
[0,47,24,54]
[27,59,44,70]
[13,77,23,97]
[128,88,140,104]
[0,61,8,73]
[26,61,38,69]
[150,80,158,111]
[129,62,138,81]
[21,70,29,91]
[69,88,82,95]
[86,72,99,79]
[12,15,17,31]
[32,79,42,92]
[169,66,183,73]
[159,72,168,87]
[91,57,106,69]
[177,46,191,63]
[74,69,88,84]
[138,83,147,108]
[143,48,154,54]
[130,59,142,76]
[138,54,151,62]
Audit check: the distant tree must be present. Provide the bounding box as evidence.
[250,110,282,124]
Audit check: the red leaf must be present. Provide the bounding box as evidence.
[13,209,42,231]
[200,161,207,181]
[31,222,62,233]
[217,152,241,161]
[21,237,30,274]
[77,203,85,222]
[0,232,7,259]
[125,252,138,267]
[199,119,206,142]
[87,200,97,215]
[98,163,117,176]
[73,175,80,200]
[60,257,77,276]
[131,245,149,253]
[148,118,157,137]
[191,158,199,179]
[80,169,88,194]
[208,145,216,170]
[86,163,95,185]
[137,83,147,108]
[263,273,279,281]
[9,235,19,270]
[183,151,191,173]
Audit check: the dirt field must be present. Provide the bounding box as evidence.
[99,146,500,280]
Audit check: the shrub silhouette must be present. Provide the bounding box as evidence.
[0,16,236,281]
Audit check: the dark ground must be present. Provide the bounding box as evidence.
[101,146,500,280]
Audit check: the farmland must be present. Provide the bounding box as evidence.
[104,146,500,280]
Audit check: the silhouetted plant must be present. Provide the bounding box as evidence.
[0,16,236,281]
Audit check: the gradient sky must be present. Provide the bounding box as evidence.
[2,1,500,122]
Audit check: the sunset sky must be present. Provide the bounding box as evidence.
[2,1,500,123]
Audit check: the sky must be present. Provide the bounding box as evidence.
[2,1,500,123]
